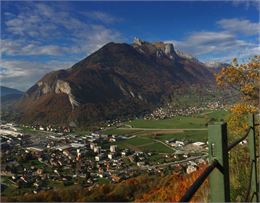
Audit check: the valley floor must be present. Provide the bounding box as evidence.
[1,109,228,201]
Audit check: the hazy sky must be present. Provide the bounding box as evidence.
[1,1,259,91]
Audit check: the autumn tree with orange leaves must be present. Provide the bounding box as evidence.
[215,56,260,135]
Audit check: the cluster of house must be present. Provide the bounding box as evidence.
[1,123,208,195]
[22,124,72,133]
[0,125,147,193]
[145,101,226,120]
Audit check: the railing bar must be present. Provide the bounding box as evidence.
[227,127,251,151]
[179,160,218,202]
[244,160,254,202]
[249,192,257,202]
[254,123,260,126]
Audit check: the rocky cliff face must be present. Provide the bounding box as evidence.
[132,37,178,60]
[29,78,79,108]
[15,39,215,126]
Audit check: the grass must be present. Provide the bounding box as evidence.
[122,137,153,146]
[141,142,173,153]
[116,136,173,153]
[115,130,207,153]
[155,130,208,142]
[125,109,229,129]
[19,126,36,133]
[117,137,154,151]
[100,110,229,153]
[148,154,165,163]
[106,109,228,153]
[126,116,206,129]
[103,128,139,135]
[205,110,229,120]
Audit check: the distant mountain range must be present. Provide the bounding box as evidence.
[0,86,23,97]
[0,86,24,106]
[204,61,229,72]
[6,38,228,126]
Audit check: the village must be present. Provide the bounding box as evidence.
[145,101,226,120]
[1,122,208,196]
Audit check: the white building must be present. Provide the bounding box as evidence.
[108,153,113,160]
[90,143,96,150]
[94,146,101,153]
[186,165,197,174]
[192,142,205,146]
[110,145,117,153]
[95,153,105,161]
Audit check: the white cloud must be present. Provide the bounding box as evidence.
[167,18,259,62]
[1,2,124,90]
[1,39,75,56]
[169,31,252,56]
[2,2,123,56]
[0,60,76,91]
[217,18,260,35]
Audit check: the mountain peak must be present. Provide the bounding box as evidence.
[133,37,145,46]
[132,38,178,60]
[14,38,215,126]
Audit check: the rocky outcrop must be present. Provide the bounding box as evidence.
[133,37,144,46]
[15,39,215,126]
[132,38,178,60]
[37,81,52,95]
[55,80,79,108]
[35,80,79,109]
[164,43,177,59]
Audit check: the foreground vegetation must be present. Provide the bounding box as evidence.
[2,165,208,202]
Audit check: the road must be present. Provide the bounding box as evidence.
[117,127,207,131]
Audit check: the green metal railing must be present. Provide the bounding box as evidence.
[179,113,259,202]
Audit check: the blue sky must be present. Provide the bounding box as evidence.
[1,1,259,90]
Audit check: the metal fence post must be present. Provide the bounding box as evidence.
[248,113,259,202]
[208,122,230,202]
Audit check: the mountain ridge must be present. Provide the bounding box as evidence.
[0,86,23,97]
[13,39,217,126]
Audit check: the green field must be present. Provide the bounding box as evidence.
[206,110,228,120]
[126,116,206,129]
[141,142,173,153]
[116,136,173,153]
[122,137,152,146]
[104,109,228,153]
[103,128,141,135]
[115,130,207,153]
[125,109,228,129]
[155,130,208,142]
[103,110,228,135]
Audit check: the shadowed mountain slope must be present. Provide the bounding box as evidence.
[15,39,216,126]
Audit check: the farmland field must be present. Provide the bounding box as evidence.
[125,116,206,129]
[155,130,208,142]
[103,109,228,153]
[124,109,228,129]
